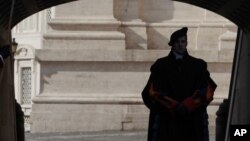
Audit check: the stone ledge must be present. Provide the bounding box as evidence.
[147,21,200,27]
[146,21,236,28]
[43,31,125,40]
[32,95,143,105]
[32,95,224,106]
[220,31,237,41]
[121,21,147,27]
[36,49,224,62]
[49,20,121,31]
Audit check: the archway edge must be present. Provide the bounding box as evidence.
[1,0,249,31]
[0,0,77,29]
[174,0,250,32]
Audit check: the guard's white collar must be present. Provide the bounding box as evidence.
[173,51,184,60]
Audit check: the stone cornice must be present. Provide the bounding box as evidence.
[48,20,122,31]
[33,95,143,105]
[43,31,125,40]
[32,94,223,105]
[35,49,232,63]
[146,21,236,28]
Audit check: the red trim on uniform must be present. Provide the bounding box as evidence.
[182,97,197,112]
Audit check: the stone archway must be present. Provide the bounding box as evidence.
[1,0,250,140]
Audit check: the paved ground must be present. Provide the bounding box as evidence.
[25,130,215,141]
[26,131,146,141]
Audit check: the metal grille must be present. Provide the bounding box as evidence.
[24,115,31,131]
[21,67,32,105]
[47,8,52,21]
[24,115,30,125]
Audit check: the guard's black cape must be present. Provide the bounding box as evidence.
[142,51,216,141]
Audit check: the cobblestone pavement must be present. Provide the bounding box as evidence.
[25,130,215,141]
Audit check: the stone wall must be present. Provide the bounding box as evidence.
[13,0,237,133]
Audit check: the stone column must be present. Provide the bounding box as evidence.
[43,0,125,50]
[114,0,147,49]
[138,0,174,50]
[139,0,204,50]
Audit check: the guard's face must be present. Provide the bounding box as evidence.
[172,36,187,54]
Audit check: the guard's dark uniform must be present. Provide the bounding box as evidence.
[142,51,216,141]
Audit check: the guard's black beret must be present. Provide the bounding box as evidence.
[168,27,188,46]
